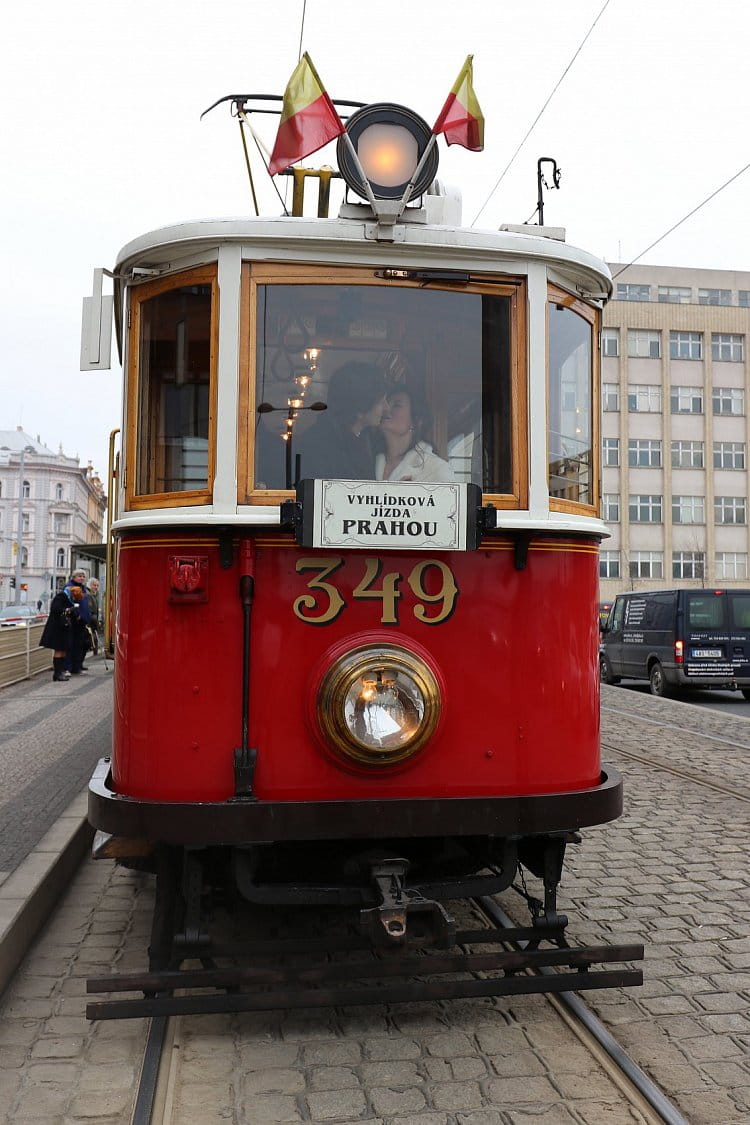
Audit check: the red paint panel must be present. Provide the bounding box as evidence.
[112,534,600,803]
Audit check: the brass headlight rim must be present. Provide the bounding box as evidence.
[318,643,441,768]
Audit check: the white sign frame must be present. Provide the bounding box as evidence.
[299,479,480,551]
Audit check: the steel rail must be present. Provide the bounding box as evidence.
[602,742,750,803]
[477,896,689,1125]
[131,1015,169,1125]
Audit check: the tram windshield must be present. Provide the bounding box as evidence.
[253,282,514,494]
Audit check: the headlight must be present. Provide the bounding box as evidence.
[318,644,441,767]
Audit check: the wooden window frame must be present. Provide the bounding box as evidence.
[125,265,219,511]
[238,262,527,509]
[547,284,600,516]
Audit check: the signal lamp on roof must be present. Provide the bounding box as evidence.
[337,103,439,203]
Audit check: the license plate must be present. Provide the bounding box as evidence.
[692,648,722,658]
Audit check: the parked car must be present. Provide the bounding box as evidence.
[0,605,46,627]
[599,588,750,697]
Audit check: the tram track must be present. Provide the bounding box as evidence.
[126,893,677,1125]
[602,701,750,802]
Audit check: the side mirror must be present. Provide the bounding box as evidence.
[80,269,113,371]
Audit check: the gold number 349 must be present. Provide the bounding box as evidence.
[293,557,458,626]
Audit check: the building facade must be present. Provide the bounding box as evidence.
[0,428,106,609]
[600,263,750,599]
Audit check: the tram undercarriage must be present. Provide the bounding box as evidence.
[86,761,643,1020]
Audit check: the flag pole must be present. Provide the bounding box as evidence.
[341,132,379,210]
[391,133,438,222]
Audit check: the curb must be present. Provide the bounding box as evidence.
[0,789,92,996]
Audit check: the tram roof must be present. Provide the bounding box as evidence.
[114,214,612,303]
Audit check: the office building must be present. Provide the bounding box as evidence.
[599,263,750,598]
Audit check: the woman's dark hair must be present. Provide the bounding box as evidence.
[326,362,387,424]
[387,384,433,447]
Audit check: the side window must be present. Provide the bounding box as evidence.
[610,598,625,633]
[128,267,217,506]
[547,290,598,510]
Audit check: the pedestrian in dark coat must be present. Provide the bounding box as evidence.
[39,584,86,682]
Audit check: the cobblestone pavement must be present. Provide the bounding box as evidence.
[1,686,749,1123]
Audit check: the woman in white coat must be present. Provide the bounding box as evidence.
[375,387,456,483]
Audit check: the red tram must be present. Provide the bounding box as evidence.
[83,87,642,1017]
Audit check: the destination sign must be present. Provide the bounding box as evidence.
[297,479,481,551]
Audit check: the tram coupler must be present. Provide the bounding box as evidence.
[360,858,456,948]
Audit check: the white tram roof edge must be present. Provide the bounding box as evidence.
[113,215,612,303]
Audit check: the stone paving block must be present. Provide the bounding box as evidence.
[243,1066,306,1095]
[364,1036,421,1061]
[675,1089,749,1124]
[505,1108,579,1124]
[304,1040,362,1066]
[360,1060,422,1086]
[485,1075,560,1103]
[306,1088,371,1119]
[308,1065,361,1090]
[237,1093,302,1122]
[488,1050,546,1078]
[430,1081,484,1112]
[68,1088,132,1117]
[238,1041,300,1069]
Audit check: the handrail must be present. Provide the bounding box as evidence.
[104,429,120,656]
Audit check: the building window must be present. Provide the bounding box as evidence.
[670,331,703,360]
[629,494,662,522]
[22,513,30,533]
[628,330,661,359]
[55,482,64,500]
[698,288,731,306]
[56,547,66,569]
[716,552,748,579]
[714,442,745,470]
[672,495,705,524]
[711,333,744,362]
[616,283,650,301]
[713,387,745,416]
[670,386,703,414]
[629,551,663,579]
[601,329,619,357]
[628,439,662,467]
[602,494,620,521]
[715,496,746,524]
[53,514,71,536]
[657,286,691,304]
[628,385,662,413]
[22,480,30,499]
[599,549,620,578]
[739,291,750,308]
[602,384,620,412]
[603,438,620,467]
[673,551,705,579]
[671,440,704,468]
[21,547,29,567]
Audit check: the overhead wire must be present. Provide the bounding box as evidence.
[611,161,750,278]
[471,0,613,227]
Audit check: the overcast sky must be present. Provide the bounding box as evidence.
[2,0,749,481]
